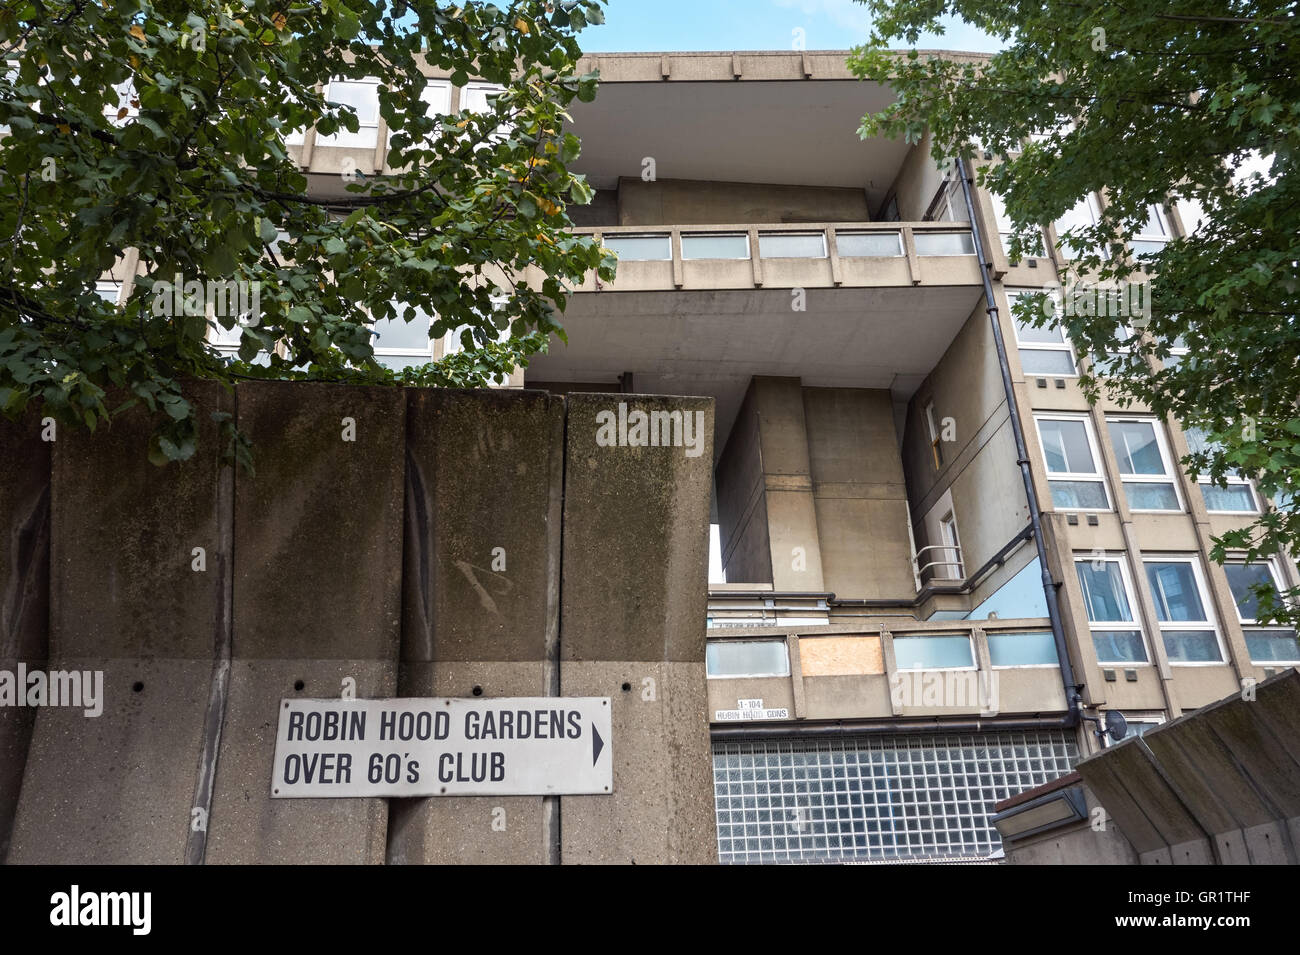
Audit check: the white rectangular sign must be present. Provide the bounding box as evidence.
[271,697,612,798]
[714,698,790,722]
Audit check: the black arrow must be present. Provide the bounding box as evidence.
[592,724,604,766]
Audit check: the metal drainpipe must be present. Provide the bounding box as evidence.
[954,156,1080,727]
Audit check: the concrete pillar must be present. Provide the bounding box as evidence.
[558,393,716,864]
[716,377,826,590]
[8,383,231,863]
[204,381,404,864]
[386,388,564,864]
[0,410,50,861]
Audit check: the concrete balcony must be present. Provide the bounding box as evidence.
[704,617,1069,726]
[543,221,983,293]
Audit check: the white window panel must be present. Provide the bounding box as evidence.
[681,233,749,260]
[1143,556,1225,664]
[1036,414,1112,511]
[1089,319,1137,377]
[1008,288,1076,376]
[914,231,975,256]
[891,634,976,670]
[758,232,827,259]
[1053,193,1102,260]
[988,191,1045,257]
[1183,426,1258,513]
[987,631,1059,667]
[1106,417,1183,512]
[458,82,511,145]
[316,78,381,148]
[836,231,903,257]
[1075,555,1148,664]
[1175,196,1208,237]
[94,280,122,304]
[602,234,671,261]
[421,79,452,117]
[370,301,435,370]
[1224,559,1299,664]
[706,639,790,678]
[1130,204,1172,259]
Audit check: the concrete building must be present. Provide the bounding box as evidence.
[85,49,1300,864]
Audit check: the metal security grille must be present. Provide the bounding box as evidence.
[712,730,1079,864]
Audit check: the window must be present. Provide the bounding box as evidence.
[1224,559,1299,663]
[1175,196,1208,237]
[681,233,749,260]
[1130,204,1172,259]
[1052,193,1102,260]
[1183,426,1258,513]
[316,78,381,148]
[370,302,435,370]
[94,281,122,304]
[965,558,1048,621]
[1144,557,1224,663]
[1162,332,1190,370]
[988,631,1059,667]
[938,511,963,580]
[758,232,827,259]
[459,81,504,113]
[891,634,975,670]
[1008,288,1076,375]
[706,640,790,678]
[836,231,903,257]
[1036,415,1111,510]
[924,401,944,468]
[417,79,452,144]
[602,234,671,261]
[1102,715,1164,746]
[914,231,975,256]
[1090,319,1137,377]
[1075,556,1148,663]
[1107,417,1183,512]
[988,191,1045,257]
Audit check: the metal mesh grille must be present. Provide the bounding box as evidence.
[712,730,1079,864]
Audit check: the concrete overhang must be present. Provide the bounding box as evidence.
[564,51,934,201]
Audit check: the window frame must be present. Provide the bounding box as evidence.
[987,630,1061,669]
[1130,204,1172,259]
[1223,557,1299,665]
[1182,426,1260,515]
[1007,287,1077,377]
[705,638,791,679]
[1106,415,1185,514]
[680,231,751,261]
[316,76,382,149]
[1074,553,1150,665]
[1142,554,1227,666]
[890,633,978,672]
[1035,413,1113,512]
[1052,192,1103,261]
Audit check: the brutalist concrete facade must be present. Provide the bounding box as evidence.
[0,384,716,865]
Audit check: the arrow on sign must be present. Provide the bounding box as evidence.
[592,724,604,766]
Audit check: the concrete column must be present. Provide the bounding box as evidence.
[8,382,231,864]
[559,393,716,864]
[716,377,826,591]
[386,388,564,865]
[0,410,50,862]
[204,381,404,864]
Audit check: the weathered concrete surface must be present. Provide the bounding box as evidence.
[559,394,716,864]
[560,661,714,864]
[0,410,49,862]
[205,382,403,864]
[1076,669,1300,865]
[561,394,714,663]
[8,383,230,863]
[387,389,563,865]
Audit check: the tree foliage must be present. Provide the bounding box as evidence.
[851,1,1300,625]
[0,0,614,468]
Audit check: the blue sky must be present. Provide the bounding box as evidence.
[581,0,1004,54]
